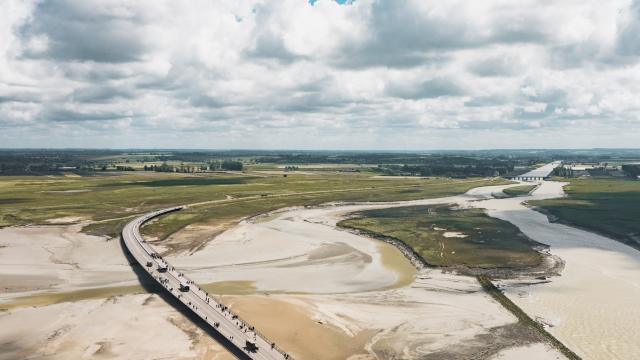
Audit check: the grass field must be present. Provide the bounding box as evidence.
[139,176,509,242]
[502,184,537,197]
[0,170,509,241]
[531,177,640,250]
[339,205,542,269]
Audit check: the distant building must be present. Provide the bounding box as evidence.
[573,170,590,177]
[567,165,594,171]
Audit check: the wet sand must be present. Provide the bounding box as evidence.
[0,223,138,295]
[0,294,234,360]
[0,284,145,310]
[162,206,424,294]
[0,224,236,359]
[490,343,563,360]
[225,295,376,360]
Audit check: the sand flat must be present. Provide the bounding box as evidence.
[490,343,563,360]
[0,294,234,360]
[225,295,377,360]
[164,207,421,293]
[0,222,151,314]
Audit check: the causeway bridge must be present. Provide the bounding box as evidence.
[122,206,291,360]
[511,161,562,181]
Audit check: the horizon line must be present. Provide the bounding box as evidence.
[1,147,640,152]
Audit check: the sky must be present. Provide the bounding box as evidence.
[1,0,639,150]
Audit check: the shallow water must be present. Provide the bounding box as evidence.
[201,280,257,295]
[376,242,417,289]
[0,284,145,310]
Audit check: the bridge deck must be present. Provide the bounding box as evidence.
[122,207,291,360]
[513,161,562,180]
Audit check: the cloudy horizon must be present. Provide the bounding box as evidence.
[1,0,639,149]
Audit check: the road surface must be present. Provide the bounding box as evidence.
[122,206,292,360]
[513,161,562,181]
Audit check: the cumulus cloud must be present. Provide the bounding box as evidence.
[19,0,158,63]
[617,0,640,57]
[386,77,464,99]
[0,0,639,149]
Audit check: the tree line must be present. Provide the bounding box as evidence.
[143,160,243,173]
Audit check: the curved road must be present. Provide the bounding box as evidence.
[122,206,291,360]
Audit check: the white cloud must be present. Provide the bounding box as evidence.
[0,0,639,149]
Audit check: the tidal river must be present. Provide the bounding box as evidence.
[473,181,640,360]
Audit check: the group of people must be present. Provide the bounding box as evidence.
[142,241,292,359]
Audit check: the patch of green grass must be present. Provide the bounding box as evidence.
[339,204,542,269]
[502,185,536,197]
[100,177,248,187]
[531,177,640,249]
[83,217,136,239]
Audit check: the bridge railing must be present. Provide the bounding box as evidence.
[126,206,292,359]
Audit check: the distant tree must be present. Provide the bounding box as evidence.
[553,166,571,177]
[156,162,173,172]
[622,164,640,178]
[221,160,243,171]
[116,165,135,171]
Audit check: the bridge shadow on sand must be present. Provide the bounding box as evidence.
[119,234,251,360]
